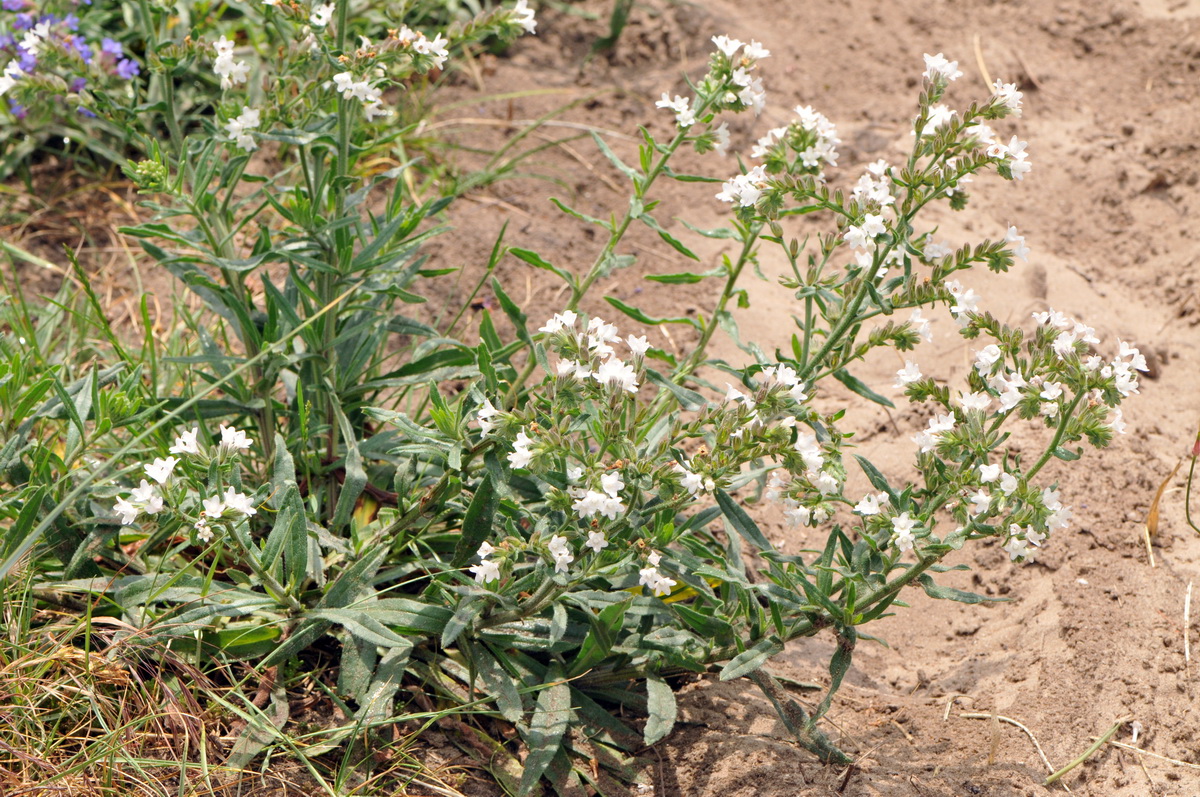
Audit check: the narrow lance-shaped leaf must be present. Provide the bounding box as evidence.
[644,674,677,745]
[518,663,571,796]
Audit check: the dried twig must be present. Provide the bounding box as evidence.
[959,712,1063,789]
[973,34,992,88]
[1186,581,1193,685]
[1108,739,1200,770]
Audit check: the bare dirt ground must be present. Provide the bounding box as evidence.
[431,0,1200,794]
[7,0,1200,794]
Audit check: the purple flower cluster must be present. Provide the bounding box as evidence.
[0,1,140,120]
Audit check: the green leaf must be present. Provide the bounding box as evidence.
[590,131,640,185]
[453,475,498,567]
[917,573,997,604]
[645,271,710,284]
[643,674,676,745]
[442,598,485,648]
[638,214,699,260]
[832,368,895,408]
[643,368,707,411]
[719,637,783,681]
[475,644,525,722]
[491,277,531,346]
[853,455,897,503]
[604,296,696,327]
[519,663,571,796]
[715,489,775,551]
[549,197,609,229]
[567,597,631,677]
[509,247,575,288]
[1052,446,1081,461]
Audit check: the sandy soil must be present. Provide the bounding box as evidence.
[430,0,1200,794]
[7,0,1200,794]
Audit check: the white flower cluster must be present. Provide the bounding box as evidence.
[470,541,500,584]
[746,104,841,176]
[212,36,250,90]
[0,60,24,98]
[712,35,769,114]
[332,71,391,121]
[638,550,677,597]
[715,164,769,207]
[224,106,261,152]
[923,52,963,83]
[792,104,841,169]
[111,425,257,542]
[509,0,537,34]
[570,470,627,522]
[310,2,334,27]
[392,26,450,70]
[542,312,646,395]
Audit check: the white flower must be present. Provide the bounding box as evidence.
[999,472,1019,495]
[651,574,676,596]
[923,52,963,82]
[1107,407,1127,435]
[1117,340,1149,372]
[656,92,694,128]
[169,427,201,456]
[891,512,918,553]
[854,493,885,515]
[0,60,25,97]
[219,425,253,453]
[572,489,625,520]
[991,79,1023,115]
[413,32,450,69]
[1005,225,1030,261]
[470,558,501,583]
[144,456,179,485]
[711,35,743,57]
[959,391,992,412]
[979,463,1001,483]
[1039,381,1064,401]
[477,541,496,558]
[548,534,570,557]
[223,487,257,516]
[202,495,225,517]
[626,335,650,356]
[895,361,922,388]
[968,490,991,516]
[919,104,956,137]
[711,121,731,156]
[310,2,334,27]
[743,40,770,60]
[507,429,534,469]
[593,357,639,393]
[1006,135,1031,180]
[585,531,609,553]
[909,309,933,342]
[477,398,501,435]
[129,480,165,515]
[1003,535,1029,561]
[510,0,537,34]
[974,344,1003,374]
[195,519,214,543]
[114,497,140,525]
[601,471,625,498]
[539,310,577,334]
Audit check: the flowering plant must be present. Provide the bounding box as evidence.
[8,26,1144,793]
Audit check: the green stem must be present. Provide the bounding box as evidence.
[1043,716,1130,786]
[1024,391,1087,481]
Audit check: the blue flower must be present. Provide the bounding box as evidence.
[100,37,121,56]
[8,99,26,120]
[116,58,139,79]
